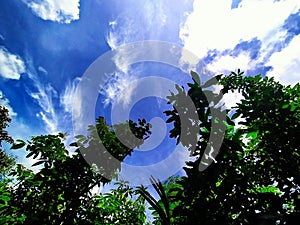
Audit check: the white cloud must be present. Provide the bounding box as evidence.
[266,34,300,86]
[23,0,80,24]
[0,47,26,80]
[180,0,300,71]
[221,89,244,110]
[207,51,251,75]
[258,29,288,63]
[60,77,80,113]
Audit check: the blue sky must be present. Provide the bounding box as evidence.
[1,0,300,184]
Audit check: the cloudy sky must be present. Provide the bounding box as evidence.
[1,0,300,183]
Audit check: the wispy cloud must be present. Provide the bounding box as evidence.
[105,9,144,106]
[105,1,176,107]
[38,66,48,75]
[25,61,59,134]
[102,72,138,107]
[106,1,168,50]
[59,78,84,147]
[22,0,80,24]
[60,77,81,114]
[31,82,58,134]
[0,46,25,80]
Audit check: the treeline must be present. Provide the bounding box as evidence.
[0,71,299,224]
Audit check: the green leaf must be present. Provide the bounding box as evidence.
[190,71,200,84]
[282,103,289,109]
[69,142,78,147]
[202,75,221,88]
[11,140,26,150]
[0,195,11,201]
[231,112,240,120]
[166,117,175,123]
[32,160,46,167]
[246,131,258,139]
[26,152,35,158]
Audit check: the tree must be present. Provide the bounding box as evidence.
[2,117,151,224]
[0,97,22,224]
[0,96,15,177]
[140,70,300,225]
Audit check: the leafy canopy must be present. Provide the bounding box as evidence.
[140,70,300,225]
[2,117,151,224]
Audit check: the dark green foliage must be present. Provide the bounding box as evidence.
[0,99,20,223]
[89,182,148,224]
[74,117,151,180]
[1,117,151,224]
[138,176,172,225]
[1,70,299,224]
[0,97,15,177]
[0,179,26,224]
[165,72,226,171]
[144,70,300,225]
[0,97,13,146]
[0,150,15,177]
